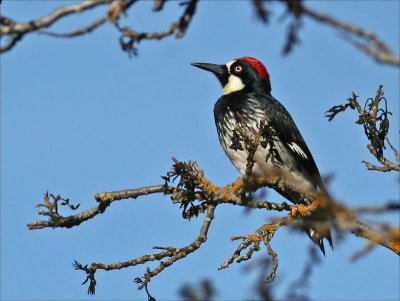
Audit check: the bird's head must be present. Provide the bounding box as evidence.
[191,57,271,95]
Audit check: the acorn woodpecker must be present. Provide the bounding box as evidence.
[192,57,332,254]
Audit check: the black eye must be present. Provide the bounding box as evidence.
[234,65,243,73]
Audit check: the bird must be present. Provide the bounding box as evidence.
[191,57,332,255]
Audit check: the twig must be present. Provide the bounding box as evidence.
[1,1,111,35]
[0,32,22,53]
[347,220,399,255]
[218,235,261,270]
[74,204,216,294]
[39,16,108,38]
[179,279,216,301]
[350,241,377,262]
[27,185,169,230]
[0,0,112,53]
[285,246,320,300]
[115,0,198,55]
[219,217,286,272]
[326,86,399,172]
[264,240,278,283]
[252,0,269,23]
[302,6,400,66]
[153,0,167,12]
[2,0,398,66]
[352,202,400,214]
[94,185,170,203]
[0,0,198,55]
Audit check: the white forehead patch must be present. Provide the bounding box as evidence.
[226,60,235,70]
[223,60,244,94]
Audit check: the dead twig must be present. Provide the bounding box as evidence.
[302,6,400,66]
[115,0,198,56]
[73,204,216,295]
[326,85,399,172]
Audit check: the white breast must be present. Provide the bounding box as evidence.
[217,108,313,190]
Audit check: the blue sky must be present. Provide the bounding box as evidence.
[1,1,399,300]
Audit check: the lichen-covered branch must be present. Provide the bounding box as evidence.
[27,87,399,297]
[73,204,216,295]
[218,217,285,284]
[325,85,399,172]
[27,185,169,230]
[28,157,399,296]
[218,189,399,285]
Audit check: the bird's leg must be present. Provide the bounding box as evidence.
[240,191,254,204]
[238,175,254,204]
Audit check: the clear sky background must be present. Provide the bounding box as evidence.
[1,1,399,300]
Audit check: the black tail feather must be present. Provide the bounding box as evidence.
[274,187,333,255]
[307,227,333,256]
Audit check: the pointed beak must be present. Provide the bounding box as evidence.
[191,62,227,76]
[191,62,229,86]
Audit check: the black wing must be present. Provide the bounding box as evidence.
[261,94,326,192]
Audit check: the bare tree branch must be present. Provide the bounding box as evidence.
[0,0,198,55]
[39,16,108,38]
[27,185,169,230]
[73,204,216,295]
[250,1,399,65]
[0,0,112,52]
[2,0,398,66]
[1,1,111,35]
[115,0,198,56]
[353,202,400,214]
[301,6,400,66]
